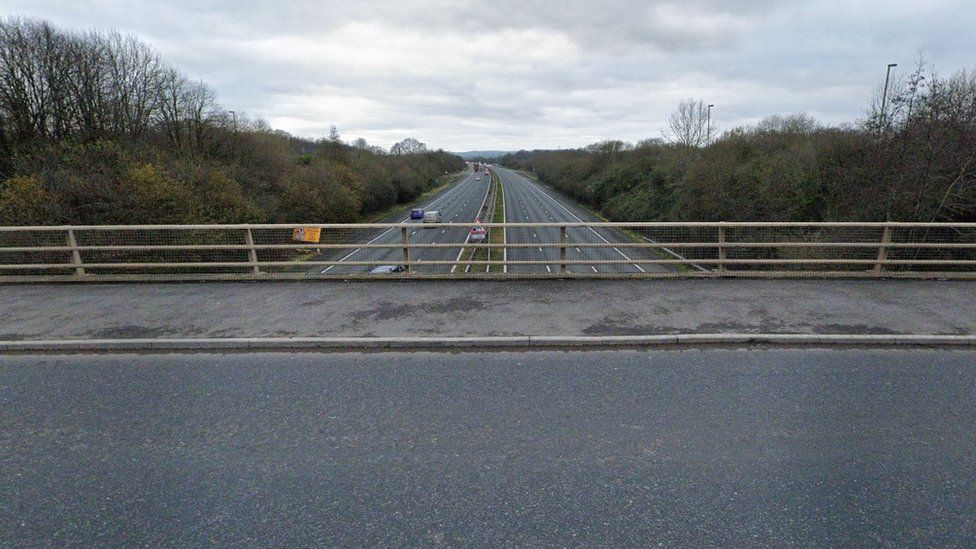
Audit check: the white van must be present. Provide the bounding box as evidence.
[423,210,442,223]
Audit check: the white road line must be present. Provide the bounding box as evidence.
[545,265,551,273]
[516,172,646,273]
[591,266,599,273]
[538,247,543,252]
[450,173,493,273]
[323,172,474,273]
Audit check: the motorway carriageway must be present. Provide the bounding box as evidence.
[496,166,671,274]
[318,166,673,275]
[317,167,490,275]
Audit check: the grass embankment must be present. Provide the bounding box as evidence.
[488,171,505,272]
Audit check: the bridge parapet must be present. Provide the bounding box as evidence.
[1,222,974,281]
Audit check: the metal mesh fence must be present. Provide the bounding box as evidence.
[1,223,974,281]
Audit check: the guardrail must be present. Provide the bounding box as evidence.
[1,222,974,281]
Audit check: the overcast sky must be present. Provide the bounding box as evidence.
[3,1,974,150]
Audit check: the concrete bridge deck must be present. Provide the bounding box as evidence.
[1,280,973,343]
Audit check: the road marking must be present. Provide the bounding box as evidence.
[538,247,543,252]
[532,233,537,238]
[517,173,646,273]
[451,173,493,273]
[575,247,581,253]
[591,266,599,273]
[323,172,475,273]
[545,265,551,273]
[440,229,446,234]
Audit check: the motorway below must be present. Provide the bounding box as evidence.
[2,349,974,545]
[496,166,668,274]
[318,167,489,275]
[313,165,670,275]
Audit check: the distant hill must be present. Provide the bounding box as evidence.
[453,150,515,160]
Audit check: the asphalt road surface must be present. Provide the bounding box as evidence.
[2,349,974,545]
[495,166,668,274]
[317,167,490,275]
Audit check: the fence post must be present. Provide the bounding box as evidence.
[717,223,727,275]
[559,226,567,273]
[66,228,85,276]
[874,225,891,275]
[244,228,260,275]
[402,227,410,272]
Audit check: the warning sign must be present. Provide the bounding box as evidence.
[292,226,322,243]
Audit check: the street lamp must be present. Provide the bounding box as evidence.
[706,104,714,146]
[228,110,237,131]
[880,63,897,132]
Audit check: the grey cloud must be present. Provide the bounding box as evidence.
[2,0,974,149]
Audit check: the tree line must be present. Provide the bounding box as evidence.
[502,64,976,224]
[0,17,464,225]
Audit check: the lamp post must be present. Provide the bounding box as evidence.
[228,110,237,131]
[706,104,714,146]
[880,63,897,132]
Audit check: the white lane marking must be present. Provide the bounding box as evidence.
[538,247,543,252]
[440,229,446,234]
[591,266,599,273]
[517,173,646,273]
[451,172,493,273]
[575,247,581,253]
[323,172,475,272]
[322,226,395,273]
[532,233,537,238]
[545,265,551,273]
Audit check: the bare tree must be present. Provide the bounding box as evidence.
[664,98,714,147]
[0,16,216,148]
[756,113,819,135]
[390,137,426,155]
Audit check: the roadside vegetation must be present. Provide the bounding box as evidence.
[488,170,505,272]
[501,65,976,224]
[0,18,464,226]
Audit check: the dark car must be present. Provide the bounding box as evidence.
[410,208,424,220]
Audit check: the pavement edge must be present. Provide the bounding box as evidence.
[1,334,975,352]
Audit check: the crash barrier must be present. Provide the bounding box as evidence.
[1,222,974,281]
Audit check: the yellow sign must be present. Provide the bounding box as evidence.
[292,226,321,243]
